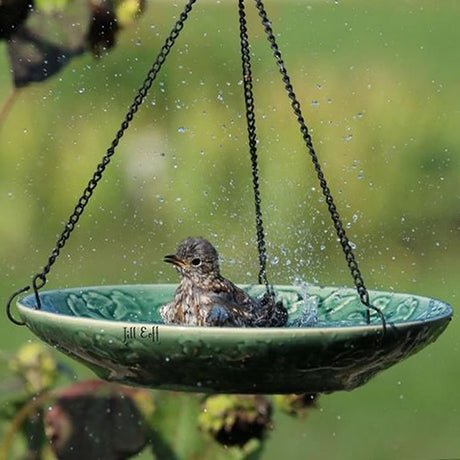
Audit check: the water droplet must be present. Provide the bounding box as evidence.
[177,126,188,134]
[311,100,320,106]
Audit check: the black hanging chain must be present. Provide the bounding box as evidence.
[238,0,273,297]
[252,0,386,331]
[7,0,386,332]
[6,0,198,325]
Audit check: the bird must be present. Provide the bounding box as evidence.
[160,237,288,327]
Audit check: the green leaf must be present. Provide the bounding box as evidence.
[34,0,71,13]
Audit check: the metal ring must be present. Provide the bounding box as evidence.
[6,285,30,326]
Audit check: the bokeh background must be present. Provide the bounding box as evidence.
[1,0,459,458]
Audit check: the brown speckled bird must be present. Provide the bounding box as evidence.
[160,237,288,327]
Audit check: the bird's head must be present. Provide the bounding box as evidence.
[164,237,220,283]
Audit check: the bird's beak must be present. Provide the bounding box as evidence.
[163,254,186,267]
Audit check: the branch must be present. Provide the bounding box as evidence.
[0,88,18,129]
[0,392,49,460]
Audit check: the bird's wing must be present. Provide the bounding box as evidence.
[206,291,254,326]
[212,277,254,307]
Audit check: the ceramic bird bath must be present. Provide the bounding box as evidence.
[16,284,452,394]
[5,0,454,396]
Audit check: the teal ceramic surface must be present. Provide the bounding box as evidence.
[17,284,452,394]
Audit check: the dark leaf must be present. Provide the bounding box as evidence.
[44,380,153,460]
[20,406,47,460]
[0,0,32,39]
[3,0,145,87]
[199,394,272,448]
[86,0,119,57]
[7,3,88,87]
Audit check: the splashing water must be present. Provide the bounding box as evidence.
[291,281,319,327]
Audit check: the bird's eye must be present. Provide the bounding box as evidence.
[191,258,202,267]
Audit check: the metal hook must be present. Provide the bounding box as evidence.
[32,273,46,310]
[364,300,387,335]
[358,288,386,333]
[6,285,30,326]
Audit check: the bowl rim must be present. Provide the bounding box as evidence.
[16,283,453,336]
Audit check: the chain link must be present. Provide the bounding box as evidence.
[253,0,385,330]
[238,0,273,297]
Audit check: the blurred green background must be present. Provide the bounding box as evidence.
[1,0,459,458]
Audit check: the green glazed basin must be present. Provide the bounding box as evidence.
[17,284,452,394]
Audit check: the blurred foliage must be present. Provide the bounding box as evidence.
[9,342,58,394]
[0,0,144,87]
[272,393,318,418]
[198,394,271,452]
[1,344,157,459]
[0,343,315,459]
[1,0,460,459]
